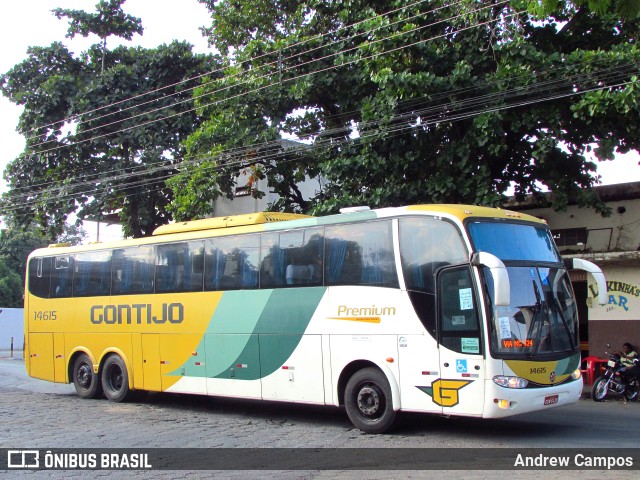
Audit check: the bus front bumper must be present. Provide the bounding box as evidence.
[482,378,583,419]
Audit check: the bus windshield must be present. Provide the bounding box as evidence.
[467,222,578,358]
[483,266,578,357]
[466,221,561,263]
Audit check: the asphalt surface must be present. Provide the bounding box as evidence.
[1,354,638,478]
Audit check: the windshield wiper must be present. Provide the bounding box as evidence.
[549,274,576,350]
[529,280,545,355]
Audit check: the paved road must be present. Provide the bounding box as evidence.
[1,357,638,478]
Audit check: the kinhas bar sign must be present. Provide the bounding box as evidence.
[589,280,640,312]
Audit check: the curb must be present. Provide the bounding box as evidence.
[0,355,24,361]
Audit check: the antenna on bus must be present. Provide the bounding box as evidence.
[339,206,370,214]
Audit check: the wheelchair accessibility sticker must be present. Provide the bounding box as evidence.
[456,359,467,373]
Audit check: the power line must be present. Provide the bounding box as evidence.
[25,0,494,151]
[3,5,637,215]
[3,67,636,216]
[6,5,532,196]
[22,0,444,139]
[4,56,637,201]
[3,58,637,204]
[28,6,519,156]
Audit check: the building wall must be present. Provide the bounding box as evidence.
[0,308,24,350]
[521,197,640,253]
[586,265,640,356]
[213,174,320,216]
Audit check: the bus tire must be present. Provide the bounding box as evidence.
[72,353,102,399]
[101,355,130,402]
[344,367,396,434]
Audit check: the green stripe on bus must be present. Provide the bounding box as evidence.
[557,353,581,375]
[212,287,326,379]
[174,287,326,380]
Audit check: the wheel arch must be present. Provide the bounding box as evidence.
[337,360,401,411]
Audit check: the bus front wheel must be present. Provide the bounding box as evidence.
[344,367,396,434]
[72,353,102,399]
[101,355,130,402]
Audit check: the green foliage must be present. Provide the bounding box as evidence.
[523,0,640,19]
[53,0,144,75]
[166,155,226,221]
[52,0,143,41]
[169,0,639,216]
[1,3,218,237]
[0,257,23,307]
[0,222,85,293]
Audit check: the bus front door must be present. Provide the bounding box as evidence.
[437,266,485,416]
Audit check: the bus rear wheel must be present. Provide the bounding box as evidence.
[101,355,130,402]
[72,353,102,399]
[344,367,396,434]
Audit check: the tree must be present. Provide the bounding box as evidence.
[0,221,85,294]
[1,1,218,237]
[0,258,23,308]
[168,0,640,217]
[53,0,143,74]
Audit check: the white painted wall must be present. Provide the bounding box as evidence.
[213,174,322,216]
[522,197,640,252]
[587,266,640,321]
[0,308,24,350]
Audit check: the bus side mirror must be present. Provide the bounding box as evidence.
[471,252,510,306]
[563,258,607,306]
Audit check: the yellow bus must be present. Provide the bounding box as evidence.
[24,205,606,433]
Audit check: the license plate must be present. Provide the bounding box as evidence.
[608,360,616,367]
[544,395,559,406]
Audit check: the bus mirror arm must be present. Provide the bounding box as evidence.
[471,252,510,307]
[563,258,607,306]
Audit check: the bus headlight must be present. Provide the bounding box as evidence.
[571,369,582,380]
[493,375,528,389]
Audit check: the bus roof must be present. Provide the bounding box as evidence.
[33,204,545,257]
[152,212,312,236]
[406,204,546,224]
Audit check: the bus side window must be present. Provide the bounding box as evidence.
[261,228,324,288]
[438,267,482,355]
[325,221,397,288]
[50,255,73,298]
[260,233,286,288]
[205,235,259,291]
[112,246,155,295]
[189,241,205,291]
[399,217,468,294]
[73,251,111,297]
[29,257,52,298]
[156,242,205,293]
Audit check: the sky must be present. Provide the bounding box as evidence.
[0,0,212,240]
[0,0,212,192]
[1,0,639,238]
